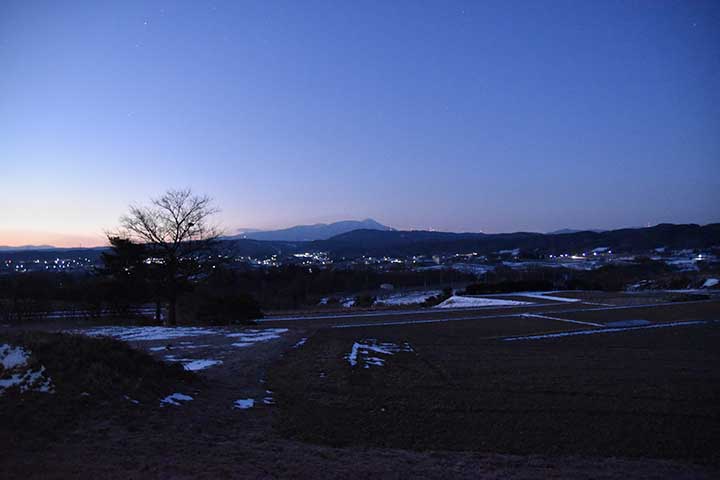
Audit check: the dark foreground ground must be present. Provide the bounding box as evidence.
[2,291,719,478]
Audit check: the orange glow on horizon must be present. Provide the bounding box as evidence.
[0,230,107,249]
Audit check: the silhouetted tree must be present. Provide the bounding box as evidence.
[101,236,159,320]
[111,189,221,325]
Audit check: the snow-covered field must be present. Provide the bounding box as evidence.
[74,326,290,371]
[0,344,54,395]
[76,326,289,347]
[80,326,218,342]
[346,339,414,368]
[227,328,288,347]
[445,263,495,276]
[322,290,443,308]
[375,290,442,306]
[435,296,532,309]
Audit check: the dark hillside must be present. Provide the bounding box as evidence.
[311,223,720,257]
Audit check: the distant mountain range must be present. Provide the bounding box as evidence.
[307,223,720,257]
[546,228,607,235]
[218,223,719,258]
[0,245,56,251]
[2,223,719,262]
[225,218,393,242]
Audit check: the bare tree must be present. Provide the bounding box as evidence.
[113,189,222,325]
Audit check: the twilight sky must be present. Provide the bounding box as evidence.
[1,0,719,247]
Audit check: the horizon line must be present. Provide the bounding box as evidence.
[2,221,717,250]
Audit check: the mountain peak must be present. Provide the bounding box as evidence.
[227,219,393,242]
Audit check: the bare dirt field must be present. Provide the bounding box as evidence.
[2,291,719,479]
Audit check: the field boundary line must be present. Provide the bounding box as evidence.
[332,313,515,328]
[330,299,719,329]
[520,313,603,327]
[542,299,717,316]
[263,302,560,322]
[502,320,714,341]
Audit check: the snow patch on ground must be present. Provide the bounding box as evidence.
[1,344,30,370]
[80,326,218,342]
[234,398,254,409]
[163,356,222,371]
[293,337,308,349]
[435,296,532,309]
[0,344,54,395]
[182,359,223,371]
[346,339,413,369]
[228,328,288,347]
[160,392,193,406]
[703,278,719,288]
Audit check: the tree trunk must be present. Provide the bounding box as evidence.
[167,298,177,326]
[155,300,162,324]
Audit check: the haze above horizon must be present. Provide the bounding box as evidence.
[2,0,719,248]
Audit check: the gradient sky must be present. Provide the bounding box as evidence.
[1,0,719,247]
